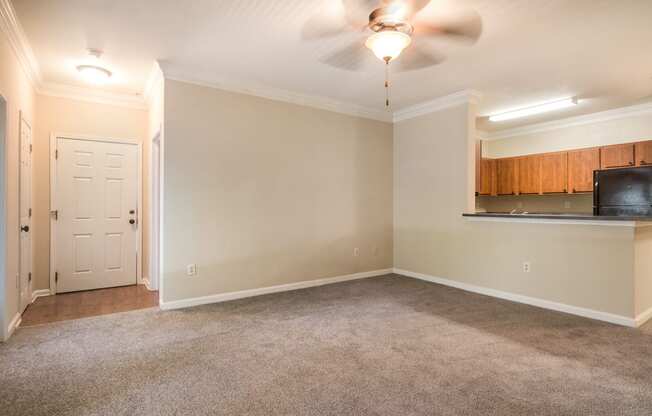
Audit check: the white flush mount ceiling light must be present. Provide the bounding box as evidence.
[489,97,579,122]
[77,65,112,83]
[76,49,112,84]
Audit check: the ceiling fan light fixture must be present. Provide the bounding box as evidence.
[365,30,412,62]
[76,64,112,84]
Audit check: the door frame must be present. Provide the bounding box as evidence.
[49,133,143,294]
[148,130,161,291]
[18,111,33,311]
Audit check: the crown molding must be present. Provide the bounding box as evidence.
[38,82,147,109]
[143,61,164,106]
[0,0,41,86]
[393,90,482,123]
[162,67,393,123]
[482,101,652,141]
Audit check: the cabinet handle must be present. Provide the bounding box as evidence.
[642,160,648,165]
[629,161,635,165]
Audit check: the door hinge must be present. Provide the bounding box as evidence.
[29,144,33,153]
[51,210,58,220]
[55,149,58,159]
[28,272,32,282]
[29,207,32,217]
[55,271,58,283]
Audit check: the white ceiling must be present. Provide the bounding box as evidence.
[12,0,652,130]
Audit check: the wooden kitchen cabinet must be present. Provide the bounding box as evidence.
[635,140,652,167]
[479,159,496,196]
[497,158,518,195]
[541,152,568,193]
[517,155,541,194]
[600,143,635,169]
[568,147,600,193]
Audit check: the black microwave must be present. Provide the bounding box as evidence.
[593,166,652,216]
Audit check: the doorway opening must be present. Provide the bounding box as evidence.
[149,132,161,291]
[0,96,7,340]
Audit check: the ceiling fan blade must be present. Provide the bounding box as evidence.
[395,43,445,72]
[320,41,369,71]
[414,9,483,42]
[342,0,381,26]
[398,0,431,18]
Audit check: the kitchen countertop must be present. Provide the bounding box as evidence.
[463,212,652,221]
[463,212,652,226]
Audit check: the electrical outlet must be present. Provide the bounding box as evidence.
[564,201,571,209]
[186,264,197,276]
[353,247,360,257]
[522,261,531,273]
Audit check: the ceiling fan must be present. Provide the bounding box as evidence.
[302,0,483,107]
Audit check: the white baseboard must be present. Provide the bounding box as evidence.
[393,268,637,328]
[31,289,52,303]
[160,268,393,311]
[635,306,652,327]
[5,313,21,340]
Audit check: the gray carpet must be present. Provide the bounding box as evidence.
[2,274,652,416]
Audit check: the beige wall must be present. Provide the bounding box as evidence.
[394,104,637,318]
[33,95,149,291]
[485,112,652,158]
[0,30,36,339]
[162,79,393,302]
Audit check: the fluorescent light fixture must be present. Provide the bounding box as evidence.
[489,97,578,122]
[76,64,112,84]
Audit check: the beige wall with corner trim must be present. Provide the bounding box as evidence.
[0,30,36,339]
[634,226,652,318]
[394,103,638,319]
[33,95,149,292]
[162,79,393,303]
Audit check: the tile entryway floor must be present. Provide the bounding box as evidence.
[21,284,158,326]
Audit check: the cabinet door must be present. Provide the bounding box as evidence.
[600,143,634,169]
[479,159,496,196]
[497,158,517,195]
[568,148,600,193]
[517,155,541,194]
[541,152,568,193]
[635,141,652,167]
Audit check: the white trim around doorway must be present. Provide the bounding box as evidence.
[49,133,143,294]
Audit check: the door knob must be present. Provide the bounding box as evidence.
[21,225,29,232]
[129,219,135,225]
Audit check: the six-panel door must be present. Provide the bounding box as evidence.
[56,138,138,293]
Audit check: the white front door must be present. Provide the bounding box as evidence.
[55,138,138,293]
[19,114,32,312]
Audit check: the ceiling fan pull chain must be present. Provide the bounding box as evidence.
[385,58,390,108]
